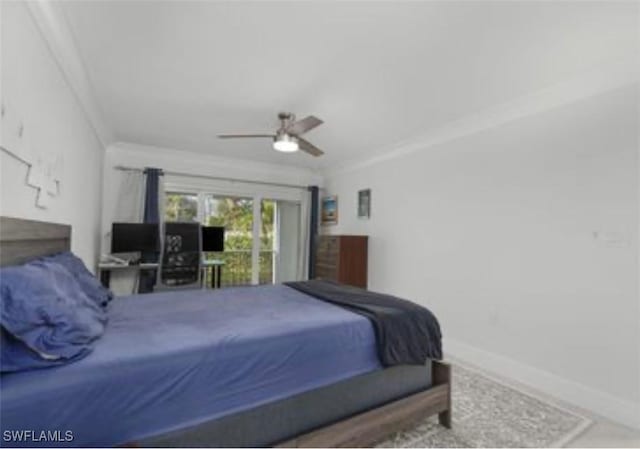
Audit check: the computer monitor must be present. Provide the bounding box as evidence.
[202,226,224,252]
[111,223,160,254]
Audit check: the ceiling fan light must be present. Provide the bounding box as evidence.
[273,135,299,153]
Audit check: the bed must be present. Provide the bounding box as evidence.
[0,216,451,448]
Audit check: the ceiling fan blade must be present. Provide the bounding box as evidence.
[217,134,274,139]
[286,115,323,136]
[298,137,324,157]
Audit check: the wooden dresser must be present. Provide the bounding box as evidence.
[315,235,368,288]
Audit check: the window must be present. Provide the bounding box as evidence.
[163,187,303,286]
[164,192,198,222]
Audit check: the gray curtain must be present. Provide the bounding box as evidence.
[103,169,144,296]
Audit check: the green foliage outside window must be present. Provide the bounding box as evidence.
[165,193,197,222]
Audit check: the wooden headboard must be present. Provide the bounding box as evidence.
[0,216,71,267]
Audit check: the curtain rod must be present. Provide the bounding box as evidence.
[114,165,311,190]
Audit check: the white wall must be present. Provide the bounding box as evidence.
[323,85,640,428]
[0,2,105,269]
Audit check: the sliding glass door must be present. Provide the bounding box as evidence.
[165,190,303,286]
[203,195,254,287]
[272,200,301,283]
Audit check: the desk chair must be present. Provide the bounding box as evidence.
[159,222,202,289]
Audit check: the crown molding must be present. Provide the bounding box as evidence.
[25,1,113,148]
[323,59,639,178]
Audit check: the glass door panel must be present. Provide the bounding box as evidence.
[274,201,301,283]
[261,199,301,284]
[260,199,276,284]
[164,192,199,222]
[203,195,253,287]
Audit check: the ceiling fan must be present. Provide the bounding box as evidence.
[218,112,324,157]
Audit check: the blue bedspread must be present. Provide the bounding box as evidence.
[0,285,380,447]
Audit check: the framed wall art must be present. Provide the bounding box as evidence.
[321,196,338,225]
[358,189,371,219]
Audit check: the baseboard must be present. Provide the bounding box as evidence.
[445,338,640,430]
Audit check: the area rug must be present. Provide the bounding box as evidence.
[377,365,591,448]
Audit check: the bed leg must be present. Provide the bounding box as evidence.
[438,407,452,429]
[432,360,452,429]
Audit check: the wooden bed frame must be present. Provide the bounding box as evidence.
[0,216,452,448]
[276,362,451,448]
[0,216,71,267]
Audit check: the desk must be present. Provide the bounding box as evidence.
[98,262,159,290]
[202,259,225,289]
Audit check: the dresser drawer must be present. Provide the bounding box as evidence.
[317,236,340,255]
[316,251,338,266]
[315,262,338,281]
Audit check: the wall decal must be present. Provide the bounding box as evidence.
[0,102,64,209]
[1,103,31,161]
[46,155,64,196]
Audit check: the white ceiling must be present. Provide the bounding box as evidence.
[60,1,637,169]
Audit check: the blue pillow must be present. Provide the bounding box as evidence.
[42,252,113,308]
[0,261,107,372]
[0,326,76,373]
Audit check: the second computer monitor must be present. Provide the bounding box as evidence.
[111,222,160,254]
[202,226,224,252]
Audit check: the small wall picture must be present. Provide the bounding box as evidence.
[358,189,371,219]
[321,196,338,225]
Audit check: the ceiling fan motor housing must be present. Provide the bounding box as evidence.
[278,112,295,129]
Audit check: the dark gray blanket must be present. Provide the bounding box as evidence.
[285,280,442,366]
